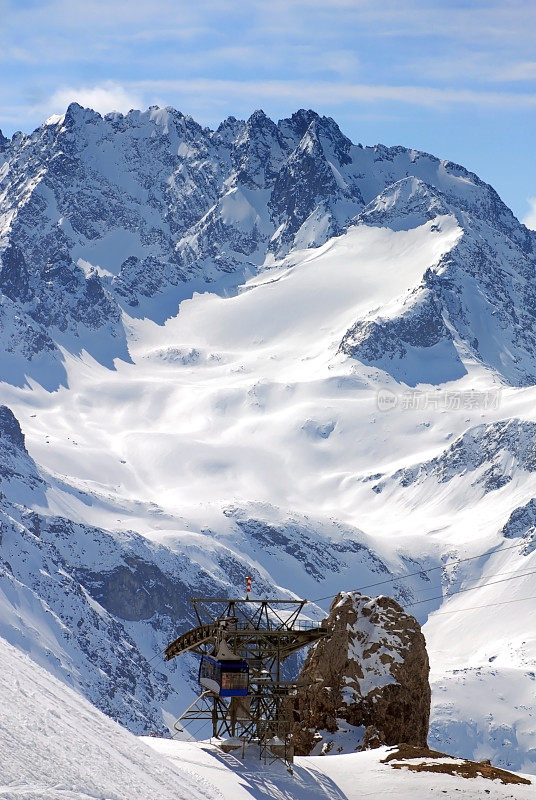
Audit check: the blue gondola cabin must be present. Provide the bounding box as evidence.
[199,654,249,697]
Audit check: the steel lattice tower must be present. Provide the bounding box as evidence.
[165,595,328,765]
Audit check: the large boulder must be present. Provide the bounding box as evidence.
[292,591,430,755]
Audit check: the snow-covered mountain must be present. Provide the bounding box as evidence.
[1,105,536,776]
[1,104,535,388]
[1,402,409,735]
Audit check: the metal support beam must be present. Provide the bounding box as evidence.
[166,596,329,767]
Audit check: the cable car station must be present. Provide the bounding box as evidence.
[165,582,329,765]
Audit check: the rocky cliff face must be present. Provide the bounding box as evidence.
[339,177,536,387]
[292,591,430,755]
[372,419,536,499]
[2,104,535,388]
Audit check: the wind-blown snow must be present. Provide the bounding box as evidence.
[1,105,536,775]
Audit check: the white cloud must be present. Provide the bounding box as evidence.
[132,78,536,110]
[500,61,536,81]
[4,76,535,137]
[523,197,536,230]
[49,82,143,116]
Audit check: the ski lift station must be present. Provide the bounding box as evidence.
[165,580,329,765]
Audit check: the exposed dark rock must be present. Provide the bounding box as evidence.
[356,177,450,232]
[77,557,192,622]
[0,405,27,451]
[383,745,531,786]
[501,499,536,555]
[502,499,536,540]
[0,244,31,302]
[378,419,536,496]
[340,291,452,361]
[0,404,45,497]
[291,591,430,755]
[230,513,390,583]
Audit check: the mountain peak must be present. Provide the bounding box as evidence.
[280,108,320,138]
[358,177,451,231]
[238,109,281,149]
[247,108,270,124]
[2,104,535,389]
[279,110,352,165]
[64,101,101,127]
[213,115,246,146]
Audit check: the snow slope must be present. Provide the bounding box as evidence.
[146,737,534,800]
[0,636,210,800]
[0,633,531,800]
[1,106,536,775]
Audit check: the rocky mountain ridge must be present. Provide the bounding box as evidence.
[1,105,535,388]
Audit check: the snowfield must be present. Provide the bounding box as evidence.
[1,105,536,784]
[0,634,532,800]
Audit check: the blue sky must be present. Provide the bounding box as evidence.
[1,0,535,223]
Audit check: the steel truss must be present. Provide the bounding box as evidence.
[166,597,329,765]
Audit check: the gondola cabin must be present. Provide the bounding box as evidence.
[199,654,249,697]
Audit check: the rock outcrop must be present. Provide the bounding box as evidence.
[0,404,46,502]
[292,591,430,755]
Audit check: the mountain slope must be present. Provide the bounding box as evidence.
[340,178,536,386]
[2,402,428,735]
[0,636,213,800]
[1,105,536,774]
[1,105,535,387]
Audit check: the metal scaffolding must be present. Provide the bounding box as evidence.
[165,596,329,765]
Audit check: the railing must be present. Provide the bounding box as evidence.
[229,619,327,632]
[166,617,329,660]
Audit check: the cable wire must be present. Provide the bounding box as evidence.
[405,562,536,601]
[146,542,534,665]
[147,651,165,664]
[404,568,536,608]
[310,540,531,604]
[428,594,536,616]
